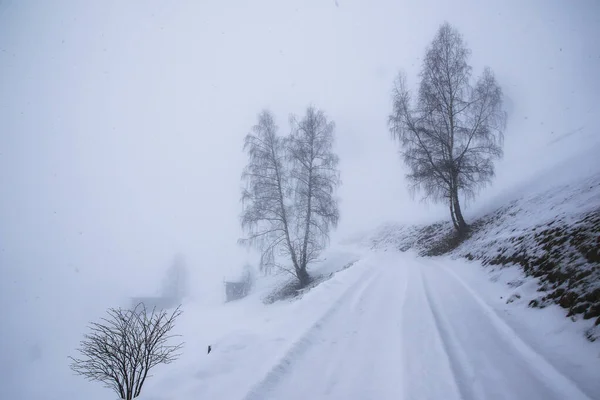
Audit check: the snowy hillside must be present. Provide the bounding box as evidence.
[370,158,600,341]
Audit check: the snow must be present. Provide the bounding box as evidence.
[137,250,600,400]
[444,257,600,397]
[469,140,600,227]
[3,203,599,399]
[7,176,598,400]
[367,152,600,338]
[141,245,372,399]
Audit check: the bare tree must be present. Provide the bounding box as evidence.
[389,22,506,232]
[69,304,183,400]
[240,110,300,277]
[240,108,340,286]
[288,106,341,285]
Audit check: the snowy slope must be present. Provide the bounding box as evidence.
[369,146,600,340]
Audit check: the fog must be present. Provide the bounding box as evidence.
[1,1,599,399]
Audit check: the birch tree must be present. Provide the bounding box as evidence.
[389,22,506,232]
[288,107,340,285]
[240,110,300,277]
[240,107,340,286]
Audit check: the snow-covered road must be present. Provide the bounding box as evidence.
[242,253,596,400]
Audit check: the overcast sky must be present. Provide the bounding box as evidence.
[1,1,599,398]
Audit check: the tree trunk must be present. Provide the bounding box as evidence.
[296,267,310,287]
[299,144,314,286]
[449,197,459,231]
[301,154,313,268]
[271,140,301,274]
[452,188,468,233]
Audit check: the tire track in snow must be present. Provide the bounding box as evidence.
[242,263,382,400]
[349,264,384,313]
[418,264,484,400]
[320,264,406,398]
[399,261,464,400]
[434,263,596,400]
[420,261,594,400]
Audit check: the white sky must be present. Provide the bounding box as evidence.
[1,1,599,398]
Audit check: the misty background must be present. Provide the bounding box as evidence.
[1,1,599,399]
